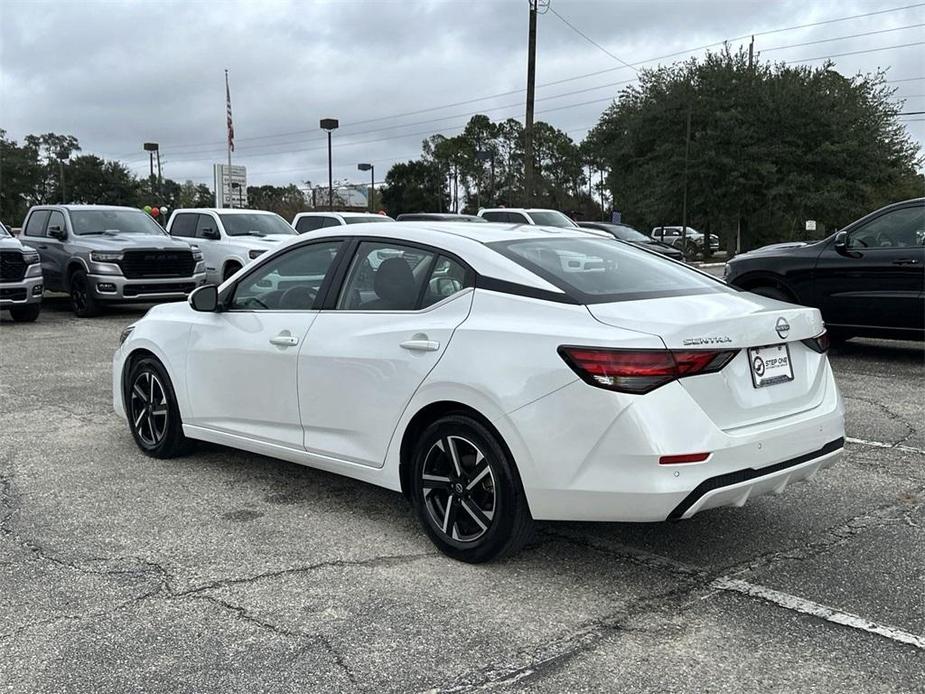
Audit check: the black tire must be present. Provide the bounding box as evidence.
[125,356,192,458]
[411,415,534,563]
[9,303,41,322]
[69,269,103,317]
[223,262,242,282]
[750,285,792,303]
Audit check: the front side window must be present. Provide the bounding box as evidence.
[850,206,924,249]
[491,237,730,303]
[170,213,198,237]
[195,214,218,238]
[24,210,51,237]
[46,211,66,234]
[337,241,435,310]
[219,213,296,237]
[70,209,165,235]
[230,241,343,310]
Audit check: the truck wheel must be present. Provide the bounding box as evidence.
[10,303,41,322]
[69,269,103,317]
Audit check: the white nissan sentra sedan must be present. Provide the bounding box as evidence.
[113,222,845,562]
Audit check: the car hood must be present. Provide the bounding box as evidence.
[226,233,297,249]
[0,236,26,251]
[736,241,813,257]
[586,291,823,350]
[75,233,193,251]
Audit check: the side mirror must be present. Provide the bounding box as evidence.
[833,230,848,253]
[201,228,220,240]
[47,225,66,241]
[189,284,219,312]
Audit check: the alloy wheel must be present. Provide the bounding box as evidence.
[420,435,496,542]
[130,370,169,447]
[71,277,87,313]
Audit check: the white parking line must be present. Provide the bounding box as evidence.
[712,577,925,649]
[846,437,925,456]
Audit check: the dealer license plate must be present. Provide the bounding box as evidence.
[747,343,794,388]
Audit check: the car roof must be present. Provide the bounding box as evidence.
[174,208,280,215]
[294,211,383,217]
[479,208,564,214]
[34,204,144,212]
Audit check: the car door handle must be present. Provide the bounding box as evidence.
[400,339,440,352]
[892,258,920,265]
[269,333,299,347]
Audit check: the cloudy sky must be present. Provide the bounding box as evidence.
[2,0,923,192]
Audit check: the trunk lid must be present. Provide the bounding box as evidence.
[587,292,830,430]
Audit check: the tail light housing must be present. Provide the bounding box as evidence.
[802,330,830,353]
[558,346,738,394]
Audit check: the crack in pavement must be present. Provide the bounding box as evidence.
[843,394,919,447]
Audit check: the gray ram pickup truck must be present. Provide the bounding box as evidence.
[1,220,44,322]
[20,205,207,317]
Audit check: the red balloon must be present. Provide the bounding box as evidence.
[150,207,159,217]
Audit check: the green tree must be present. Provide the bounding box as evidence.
[247,184,310,220]
[63,155,142,206]
[379,160,449,216]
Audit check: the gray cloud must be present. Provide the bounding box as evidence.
[2,0,922,190]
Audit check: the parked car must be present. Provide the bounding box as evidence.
[651,226,720,255]
[291,211,394,234]
[396,213,487,223]
[114,222,843,563]
[1,220,43,322]
[19,205,206,317]
[477,208,579,228]
[725,198,925,342]
[578,221,685,261]
[166,208,297,283]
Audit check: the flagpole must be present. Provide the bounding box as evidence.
[225,69,234,209]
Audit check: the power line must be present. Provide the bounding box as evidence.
[548,6,639,72]
[784,40,925,63]
[762,23,925,52]
[147,4,925,154]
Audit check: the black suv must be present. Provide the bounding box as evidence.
[724,199,924,341]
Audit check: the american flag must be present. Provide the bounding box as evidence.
[225,69,235,153]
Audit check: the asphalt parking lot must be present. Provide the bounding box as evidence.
[1,297,923,693]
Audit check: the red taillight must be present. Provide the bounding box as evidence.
[802,330,830,353]
[659,452,710,465]
[558,346,738,394]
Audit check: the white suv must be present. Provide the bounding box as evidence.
[291,211,393,234]
[477,208,579,228]
[167,209,298,283]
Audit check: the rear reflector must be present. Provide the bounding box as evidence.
[558,346,738,394]
[659,452,710,465]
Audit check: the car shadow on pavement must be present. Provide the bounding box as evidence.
[829,338,924,364]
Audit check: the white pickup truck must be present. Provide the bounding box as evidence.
[165,209,297,283]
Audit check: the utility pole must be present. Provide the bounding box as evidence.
[748,34,754,70]
[523,0,538,207]
[156,148,163,200]
[600,168,605,221]
[681,108,692,256]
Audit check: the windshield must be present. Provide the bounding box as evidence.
[528,211,578,228]
[219,213,296,236]
[490,237,729,303]
[606,224,650,242]
[70,209,167,236]
[343,216,392,224]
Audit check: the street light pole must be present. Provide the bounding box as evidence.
[143,142,159,199]
[358,163,374,212]
[523,0,538,207]
[320,119,339,211]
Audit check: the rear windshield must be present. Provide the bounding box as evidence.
[343,216,392,224]
[219,213,296,236]
[490,237,730,303]
[71,209,167,236]
[528,211,578,228]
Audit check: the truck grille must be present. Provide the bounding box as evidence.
[0,251,27,281]
[120,250,195,279]
[0,287,27,301]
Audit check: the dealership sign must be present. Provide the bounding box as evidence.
[213,163,247,208]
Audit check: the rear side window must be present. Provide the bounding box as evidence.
[421,256,471,308]
[170,213,198,237]
[24,210,50,237]
[336,241,435,311]
[321,217,343,228]
[343,216,391,224]
[490,237,730,303]
[481,211,507,222]
[295,216,326,233]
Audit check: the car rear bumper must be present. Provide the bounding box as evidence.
[0,276,43,306]
[88,271,207,301]
[508,360,845,522]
